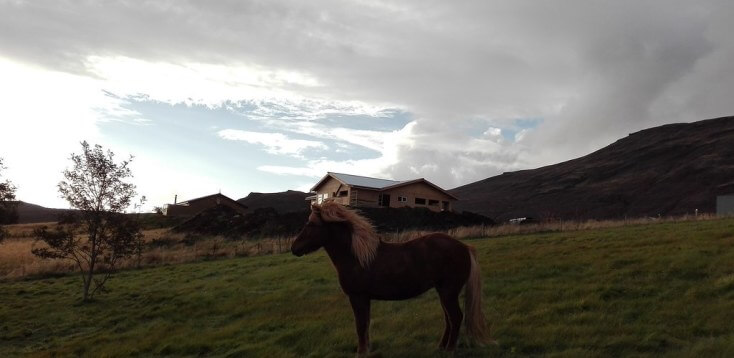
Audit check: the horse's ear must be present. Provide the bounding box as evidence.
[311,204,321,213]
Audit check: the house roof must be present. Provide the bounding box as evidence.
[311,172,458,200]
[382,178,460,200]
[311,172,402,191]
[174,193,248,209]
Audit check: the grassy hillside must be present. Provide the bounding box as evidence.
[451,116,734,221]
[1,218,733,357]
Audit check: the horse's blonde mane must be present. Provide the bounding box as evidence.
[315,201,380,268]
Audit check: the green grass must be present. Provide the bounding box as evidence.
[1,218,734,357]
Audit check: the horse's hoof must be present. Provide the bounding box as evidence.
[438,348,456,357]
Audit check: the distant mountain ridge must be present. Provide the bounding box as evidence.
[12,201,71,224]
[10,190,312,224]
[236,190,310,213]
[450,116,734,221]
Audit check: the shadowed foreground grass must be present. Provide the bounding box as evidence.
[1,218,733,357]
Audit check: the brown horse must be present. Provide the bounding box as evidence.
[291,201,489,354]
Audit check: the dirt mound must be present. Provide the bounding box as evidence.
[173,204,493,239]
[172,205,308,238]
[236,190,310,213]
[358,207,495,232]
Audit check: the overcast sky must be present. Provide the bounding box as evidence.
[1,1,733,209]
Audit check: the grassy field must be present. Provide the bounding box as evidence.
[0,226,294,280]
[1,217,733,357]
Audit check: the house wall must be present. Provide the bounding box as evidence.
[312,177,351,205]
[165,196,248,217]
[382,182,455,212]
[164,204,198,217]
[349,188,381,208]
[311,175,456,212]
[717,195,734,215]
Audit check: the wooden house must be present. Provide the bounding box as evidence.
[164,193,248,217]
[307,172,458,212]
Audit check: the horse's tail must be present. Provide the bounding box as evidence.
[465,246,491,344]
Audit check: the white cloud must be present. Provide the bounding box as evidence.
[483,127,502,138]
[272,121,388,153]
[218,129,328,157]
[258,157,391,180]
[83,56,400,122]
[256,165,323,177]
[256,121,417,180]
[86,56,318,106]
[514,129,529,142]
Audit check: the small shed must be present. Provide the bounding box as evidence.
[164,193,248,217]
[717,195,734,215]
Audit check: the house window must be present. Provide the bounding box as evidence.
[428,199,439,206]
[415,198,426,205]
[338,190,349,197]
[397,196,407,202]
[378,193,391,207]
[317,193,329,204]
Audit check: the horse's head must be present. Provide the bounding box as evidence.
[292,201,379,268]
[291,204,330,257]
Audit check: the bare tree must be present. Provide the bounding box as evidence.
[32,142,143,301]
[0,157,18,242]
[133,197,147,268]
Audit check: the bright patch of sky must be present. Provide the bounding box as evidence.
[460,117,543,143]
[0,56,412,209]
[2,1,733,210]
[97,93,413,209]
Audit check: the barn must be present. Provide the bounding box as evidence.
[164,193,248,217]
[307,172,458,212]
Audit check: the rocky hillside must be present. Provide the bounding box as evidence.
[451,116,734,221]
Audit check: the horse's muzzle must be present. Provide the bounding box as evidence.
[291,246,304,257]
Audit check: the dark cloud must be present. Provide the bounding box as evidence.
[2,0,732,188]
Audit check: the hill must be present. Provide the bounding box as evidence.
[236,190,310,213]
[12,201,71,223]
[451,116,734,221]
[2,217,733,356]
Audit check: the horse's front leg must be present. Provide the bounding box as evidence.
[348,295,371,355]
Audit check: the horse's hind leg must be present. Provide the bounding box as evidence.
[437,286,463,351]
[438,301,450,349]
